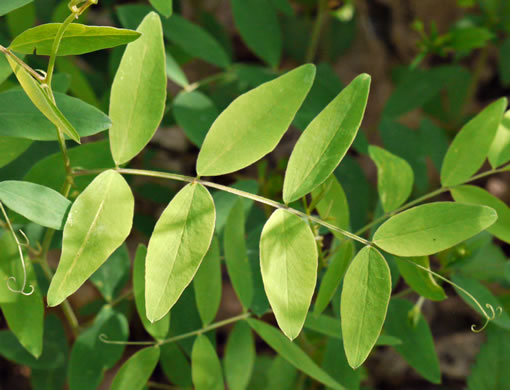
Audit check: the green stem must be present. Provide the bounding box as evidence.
[355,167,506,237]
[305,0,328,63]
[115,168,372,246]
[46,0,97,87]
[45,12,76,87]
[399,257,501,333]
[0,45,45,81]
[100,312,252,346]
[0,201,33,296]
[184,69,234,93]
[108,288,133,307]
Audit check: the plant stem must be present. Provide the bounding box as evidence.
[114,168,372,246]
[355,167,506,237]
[0,45,45,81]
[158,312,251,346]
[100,312,252,346]
[45,12,76,87]
[305,0,329,62]
[108,288,133,307]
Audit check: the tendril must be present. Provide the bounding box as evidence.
[99,333,155,346]
[400,257,502,333]
[0,202,34,296]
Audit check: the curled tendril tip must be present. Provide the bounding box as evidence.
[470,304,503,333]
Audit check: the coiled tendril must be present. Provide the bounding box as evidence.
[0,201,34,296]
[401,257,502,333]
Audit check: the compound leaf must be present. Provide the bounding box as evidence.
[341,246,391,368]
[10,24,140,56]
[196,64,315,176]
[193,236,222,325]
[441,98,506,186]
[283,74,370,203]
[7,55,80,143]
[368,145,414,213]
[246,319,344,390]
[451,185,510,244]
[224,199,253,309]
[230,0,281,67]
[0,180,70,230]
[145,183,215,322]
[224,321,255,390]
[109,12,166,165]
[373,202,497,257]
[47,170,134,306]
[385,299,441,383]
[260,209,317,340]
[192,335,224,390]
[110,347,160,390]
[134,245,170,340]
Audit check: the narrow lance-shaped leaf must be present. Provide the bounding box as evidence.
[0,181,70,230]
[224,199,253,309]
[224,321,255,390]
[283,73,370,203]
[173,90,219,147]
[373,202,498,257]
[193,236,222,325]
[394,256,447,301]
[145,183,215,322]
[341,246,391,369]
[90,245,131,302]
[441,98,506,186]
[260,209,318,340]
[133,245,170,340]
[110,347,160,390]
[311,175,350,239]
[451,185,510,244]
[0,232,44,358]
[68,306,129,390]
[0,89,110,141]
[47,170,134,306]
[246,319,344,390]
[197,64,315,176]
[467,326,510,390]
[109,12,166,165]
[385,299,441,383]
[0,314,66,370]
[149,0,172,17]
[314,240,354,315]
[368,145,414,213]
[192,335,225,390]
[9,24,141,56]
[162,14,230,68]
[0,137,31,168]
[6,55,80,143]
[230,0,282,67]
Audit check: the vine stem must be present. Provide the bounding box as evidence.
[305,0,329,62]
[100,312,252,346]
[0,45,45,81]
[114,168,372,246]
[355,166,509,237]
[399,257,501,332]
[0,201,33,296]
